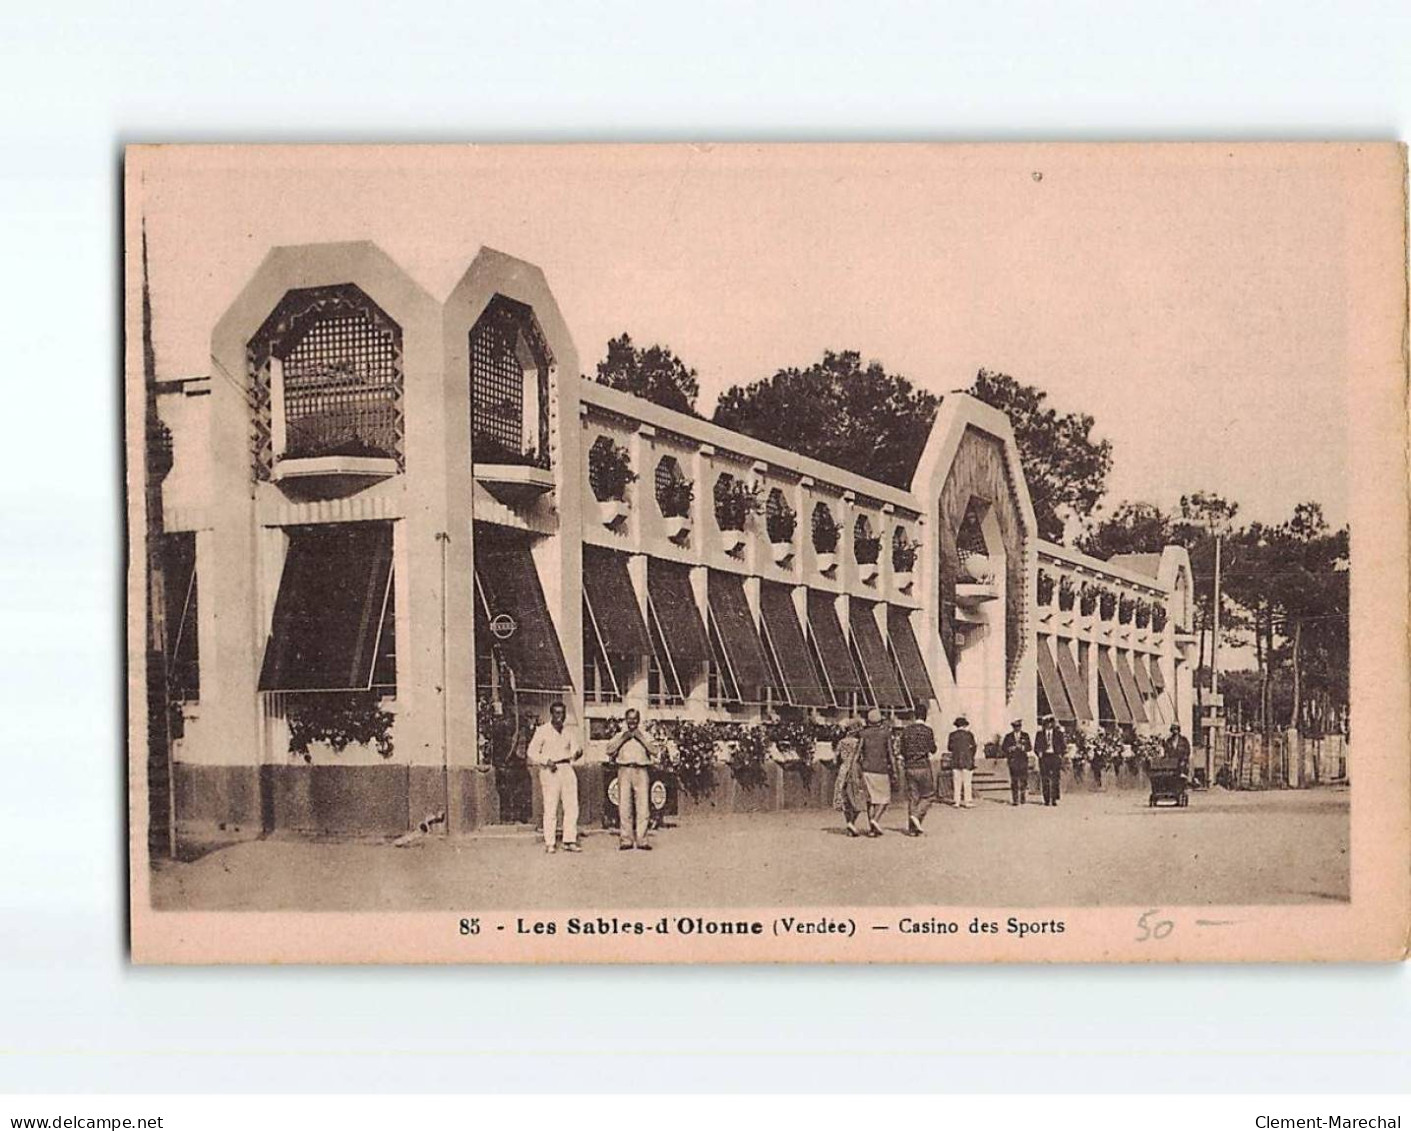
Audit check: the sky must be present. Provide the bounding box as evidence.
[139,144,1353,530]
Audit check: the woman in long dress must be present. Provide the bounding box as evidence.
[832,720,868,837]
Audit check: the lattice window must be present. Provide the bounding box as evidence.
[853,514,880,565]
[469,296,552,468]
[655,455,692,518]
[247,284,405,478]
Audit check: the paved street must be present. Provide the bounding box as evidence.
[152,786,1349,911]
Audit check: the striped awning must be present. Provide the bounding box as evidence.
[759,581,831,708]
[1035,635,1076,722]
[707,569,772,702]
[475,538,573,693]
[582,545,651,657]
[1147,654,1167,693]
[807,589,864,705]
[1054,639,1093,722]
[887,605,935,705]
[1113,651,1150,725]
[647,558,712,677]
[1131,652,1156,698]
[259,521,394,693]
[1097,648,1134,725]
[848,597,909,709]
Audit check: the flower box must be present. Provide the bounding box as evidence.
[721,529,747,555]
[663,515,692,541]
[893,570,914,592]
[771,541,794,566]
[815,552,837,574]
[597,499,630,527]
[858,562,879,584]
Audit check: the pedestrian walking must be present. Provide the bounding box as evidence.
[947,716,977,809]
[604,708,664,851]
[831,719,868,837]
[1034,714,1067,807]
[857,708,894,836]
[527,701,583,853]
[1001,719,1032,806]
[898,706,939,835]
[1164,723,1192,777]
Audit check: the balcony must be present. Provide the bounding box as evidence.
[271,394,401,483]
[472,431,553,505]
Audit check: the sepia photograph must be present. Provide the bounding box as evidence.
[124,142,1408,963]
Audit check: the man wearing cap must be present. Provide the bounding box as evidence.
[898,706,939,835]
[1164,723,1192,778]
[947,715,977,809]
[857,708,894,836]
[1034,714,1067,807]
[1001,719,1033,806]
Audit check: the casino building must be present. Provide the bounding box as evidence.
[152,241,1196,840]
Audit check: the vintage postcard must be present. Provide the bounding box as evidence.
[125,143,1409,963]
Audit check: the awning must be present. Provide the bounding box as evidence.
[887,605,935,705]
[582,545,651,657]
[1146,653,1167,693]
[848,597,909,709]
[1097,647,1134,725]
[260,521,394,692]
[647,558,711,682]
[475,539,572,693]
[1035,635,1076,722]
[1113,650,1150,724]
[759,581,831,707]
[1054,640,1093,722]
[806,589,864,704]
[707,570,772,701]
[1131,652,1156,698]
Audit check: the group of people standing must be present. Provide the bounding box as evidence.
[529,697,1197,853]
[832,708,984,837]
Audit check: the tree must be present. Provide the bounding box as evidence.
[967,369,1113,542]
[592,333,701,416]
[1079,501,1176,560]
[712,350,939,489]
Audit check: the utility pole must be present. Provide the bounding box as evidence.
[1210,530,1222,696]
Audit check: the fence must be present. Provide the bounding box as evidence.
[1218,729,1349,789]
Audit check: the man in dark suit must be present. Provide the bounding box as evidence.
[947,716,978,809]
[1164,723,1192,777]
[1034,714,1067,807]
[1001,719,1032,806]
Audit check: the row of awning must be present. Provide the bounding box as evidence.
[583,546,934,710]
[1034,633,1168,725]
[255,523,935,710]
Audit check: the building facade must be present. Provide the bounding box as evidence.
[153,241,1196,841]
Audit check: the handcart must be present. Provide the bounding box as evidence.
[1147,758,1190,808]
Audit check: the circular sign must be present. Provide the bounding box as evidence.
[606,778,620,806]
[489,613,517,641]
[650,780,667,812]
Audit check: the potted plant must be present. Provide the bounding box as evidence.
[1037,568,1056,606]
[1151,603,1168,633]
[1079,581,1099,617]
[588,436,636,526]
[656,460,694,540]
[285,691,394,763]
[766,491,797,565]
[1118,594,1136,625]
[812,504,840,573]
[714,475,762,555]
[1098,587,1118,622]
[853,517,881,582]
[1058,575,1077,612]
[892,528,919,590]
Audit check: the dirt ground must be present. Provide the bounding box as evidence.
[151,785,1349,912]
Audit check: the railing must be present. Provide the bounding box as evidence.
[284,384,400,461]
